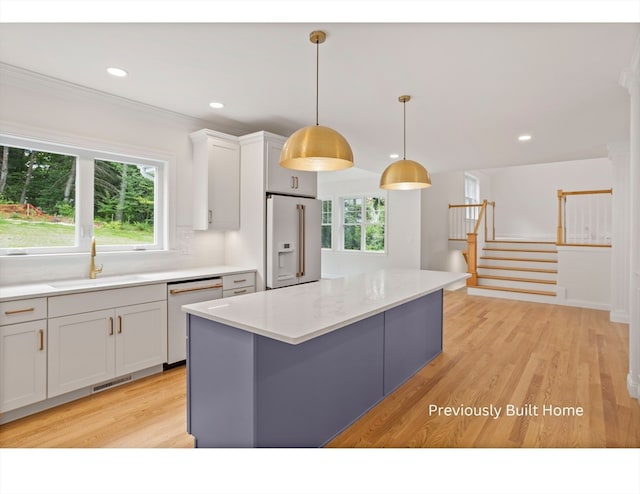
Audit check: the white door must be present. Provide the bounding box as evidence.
[115,301,167,376]
[0,320,47,412]
[48,309,115,397]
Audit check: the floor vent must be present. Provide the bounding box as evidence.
[93,375,132,393]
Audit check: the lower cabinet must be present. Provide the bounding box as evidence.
[0,320,47,413]
[48,300,167,398]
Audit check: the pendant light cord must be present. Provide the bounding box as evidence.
[403,99,407,160]
[315,39,319,126]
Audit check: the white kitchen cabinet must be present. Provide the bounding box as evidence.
[47,285,167,398]
[48,309,115,397]
[190,129,240,230]
[115,301,166,376]
[265,135,317,198]
[222,272,256,298]
[0,320,47,413]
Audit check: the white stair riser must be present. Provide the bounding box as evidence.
[467,287,557,304]
[479,258,557,269]
[477,267,557,281]
[477,278,556,291]
[482,250,557,260]
[484,242,556,251]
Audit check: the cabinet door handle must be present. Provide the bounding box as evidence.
[109,317,114,336]
[233,279,247,284]
[294,176,299,189]
[118,315,123,334]
[233,289,247,295]
[208,209,213,224]
[38,329,44,351]
[5,307,35,315]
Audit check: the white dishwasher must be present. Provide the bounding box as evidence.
[167,278,222,365]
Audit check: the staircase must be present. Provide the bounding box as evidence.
[466,240,558,303]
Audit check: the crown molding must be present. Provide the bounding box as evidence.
[0,62,248,136]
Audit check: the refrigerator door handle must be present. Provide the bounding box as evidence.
[297,204,305,277]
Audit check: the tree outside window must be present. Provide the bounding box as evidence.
[0,139,163,252]
[342,195,385,252]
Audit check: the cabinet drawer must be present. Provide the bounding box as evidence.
[0,298,47,326]
[222,272,255,290]
[48,284,167,318]
[223,286,256,298]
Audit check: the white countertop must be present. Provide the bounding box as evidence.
[0,266,255,301]
[182,268,469,345]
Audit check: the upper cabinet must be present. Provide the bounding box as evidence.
[190,129,240,230]
[264,135,317,198]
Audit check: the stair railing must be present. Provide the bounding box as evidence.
[556,189,613,246]
[448,200,495,241]
[448,200,495,286]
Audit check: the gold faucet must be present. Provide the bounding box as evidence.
[89,237,103,279]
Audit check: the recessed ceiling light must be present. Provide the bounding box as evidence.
[389,153,400,159]
[209,102,225,109]
[106,67,128,77]
[518,134,532,141]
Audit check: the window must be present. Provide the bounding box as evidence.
[464,173,480,220]
[0,136,165,254]
[321,199,332,249]
[342,195,386,252]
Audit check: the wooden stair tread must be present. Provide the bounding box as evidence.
[479,256,557,263]
[477,265,557,274]
[483,248,557,253]
[477,275,556,285]
[485,239,556,245]
[470,285,557,296]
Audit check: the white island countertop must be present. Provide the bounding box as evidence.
[182,268,469,345]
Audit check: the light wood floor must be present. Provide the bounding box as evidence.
[1,289,639,448]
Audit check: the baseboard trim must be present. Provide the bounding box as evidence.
[610,311,630,324]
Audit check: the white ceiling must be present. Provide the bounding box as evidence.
[0,22,638,175]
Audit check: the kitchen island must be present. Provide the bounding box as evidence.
[182,268,469,447]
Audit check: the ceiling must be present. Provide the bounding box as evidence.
[0,23,638,175]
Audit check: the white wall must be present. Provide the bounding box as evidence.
[557,246,612,310]
[0,65,227,285]
[482,158,612,240]
[318,168,421,277]
[420,171,467,288]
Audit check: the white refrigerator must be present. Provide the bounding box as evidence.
[266,194,321,289]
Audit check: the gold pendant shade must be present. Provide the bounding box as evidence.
[379,95,431,190]
[280,30,354,172]
[379,159,431,190]
[280,125,354,171]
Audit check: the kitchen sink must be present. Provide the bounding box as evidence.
[47,274,151,289]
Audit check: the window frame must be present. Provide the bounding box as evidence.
[320,198,333,250]
[0,134,167,256]
[464,173,480,221]
[339,193,387,254]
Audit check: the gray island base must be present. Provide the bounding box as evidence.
[183,269,469,447]
[187,289,444,448]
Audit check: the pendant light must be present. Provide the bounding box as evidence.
[380,95,431,190]
[280,30,354,172]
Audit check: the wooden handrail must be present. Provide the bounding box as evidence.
[473,200,488,235]
[557,188,612,246]
[558,188,612,197]
[449,203,485,208]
